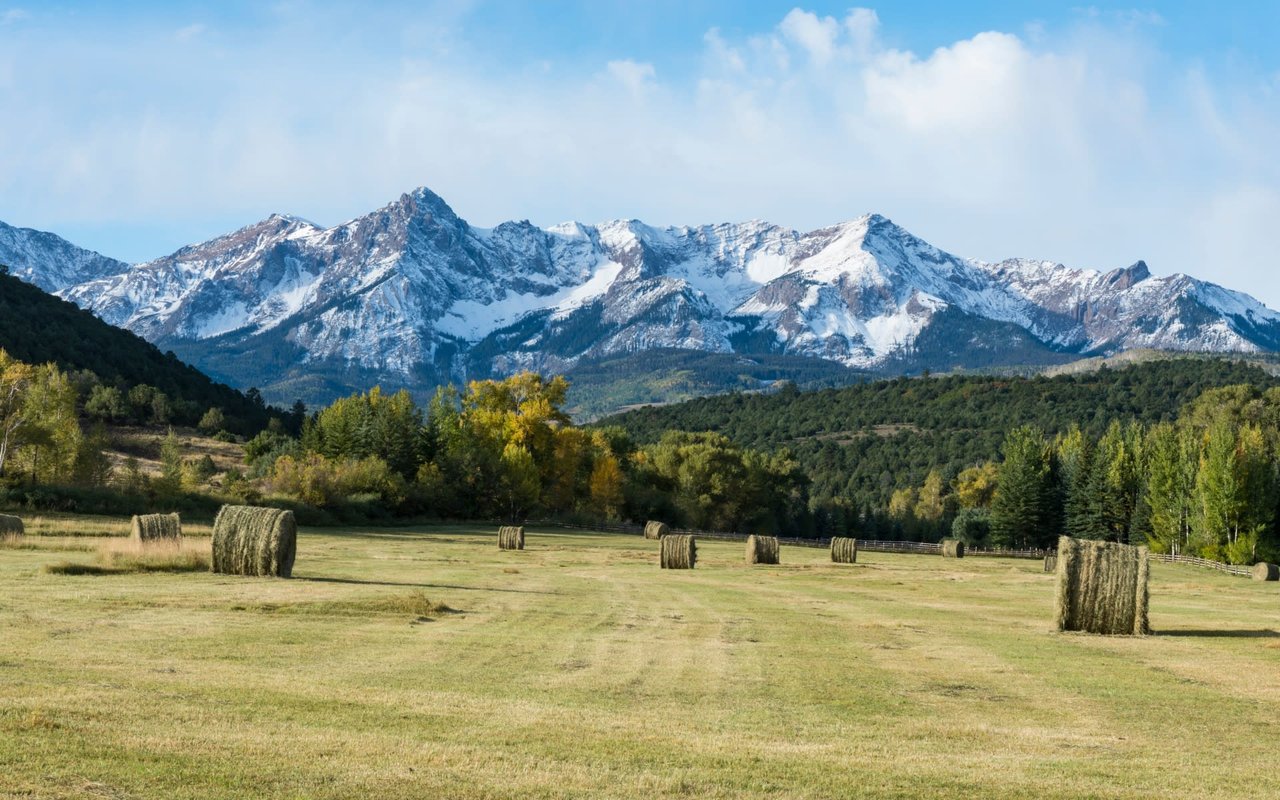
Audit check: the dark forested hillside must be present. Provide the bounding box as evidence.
[599,358,1280,513]
[0,271,275,431]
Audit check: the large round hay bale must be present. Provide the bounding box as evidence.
[0,514,23,536]
[660,534,696,569]
[498,525,525,551]
[745,534,780,565]
[211,505,297,578]
[1054,536,1149,635]
[1044,553,1058,573]
[131,512,182,541]
[1252,562,1280,582]
[941,539,965,558]
[830,537,858,564]
[644,520,670,540]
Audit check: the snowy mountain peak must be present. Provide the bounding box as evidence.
[0,220,130,292]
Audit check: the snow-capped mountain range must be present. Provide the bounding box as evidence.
[4,186,1279,403]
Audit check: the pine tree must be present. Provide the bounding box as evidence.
[990,426,1053,549]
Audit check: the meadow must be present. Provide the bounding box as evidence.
[2,519,1279,799]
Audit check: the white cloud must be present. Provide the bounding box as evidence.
[1,8,28,24]
[845,8,879,60]
[605,59,655,95]
[779,9,841,65]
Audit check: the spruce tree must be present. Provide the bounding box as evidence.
[990,426,1052,549]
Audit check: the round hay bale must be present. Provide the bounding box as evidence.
[131,512,182,542]
[644,520,670,540]
[211,505,297,578]
[0,514,24,536]
[830,537,858,564]
[660,534,696,569]
[1044,553,1058,573]
[498,525,525,551]
[941,539,965,558]
[1054,535,1150,636]
[1252,562,1279,582]
[745,534,780,565]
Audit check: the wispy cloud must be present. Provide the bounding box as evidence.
[174,23,206,41]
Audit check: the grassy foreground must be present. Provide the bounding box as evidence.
[2,524,1279,799]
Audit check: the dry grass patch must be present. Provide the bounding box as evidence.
[43,538,211,575]
[229,590,456,621]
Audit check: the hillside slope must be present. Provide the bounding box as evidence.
[598,357,1280,512]
[0,272,275,430]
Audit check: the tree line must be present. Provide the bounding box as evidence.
[243,373,812,532]
[882,384,1280,564]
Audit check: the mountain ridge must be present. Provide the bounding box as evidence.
[3,186,1278,408]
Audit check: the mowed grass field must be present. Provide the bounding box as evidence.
[2,522,1279,799]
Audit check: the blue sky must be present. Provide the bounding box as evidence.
[2,2,1279,304]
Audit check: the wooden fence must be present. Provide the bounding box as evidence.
[1149,552,1252,577]
[537,522,1255,574]
[539,521,1047,559]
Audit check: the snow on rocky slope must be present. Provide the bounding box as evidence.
[0,220,130,292]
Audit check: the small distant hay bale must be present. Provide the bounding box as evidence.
[211,505,297,578]
[644,520,670,540]
[0,514,23,536]
[1044,554,1058,573]
[498,525,525,551]
[745,535,780,565]
[660,534,696,569]
[1252,562,1280,582]
[131,512,182,541]
[830,537,858,564]
[941,539,965,558]
[1054,536,1149,636]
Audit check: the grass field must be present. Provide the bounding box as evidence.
[2,522,1279,799]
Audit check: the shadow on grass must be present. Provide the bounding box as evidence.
[1156,629,1280,638]
[295,575,558,595]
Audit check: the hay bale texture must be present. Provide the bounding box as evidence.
[1054,536,1149,635]
[745,534,780,565]
[1044,554,1058,573]
[941,539,965,558]
[131,512,182,541]
[1252,562,1280,581]
[498,525,525,551]
[644,520,670,540]
[211,505,297,578]
[0,514,23,535]
[660,534,696,569]
[830,537,858,563]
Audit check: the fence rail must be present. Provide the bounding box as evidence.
[529,521,1256,575]
[538,521,1047,559]
[1150,552,1252,577]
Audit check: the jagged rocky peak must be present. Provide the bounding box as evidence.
[1105,261,1150,290]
